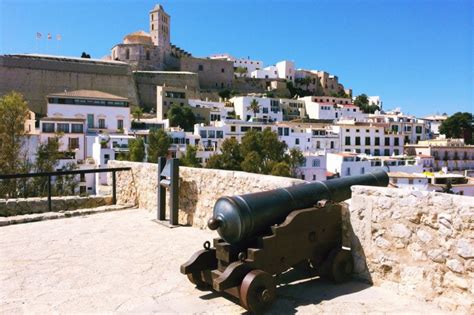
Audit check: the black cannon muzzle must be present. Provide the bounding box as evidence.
[208,169,389,244]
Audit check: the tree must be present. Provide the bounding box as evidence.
[206,138,243,171]
[81,52,91,58]
[180,145,201,167]
[439,112,473,144]
[55,162,78,196]
[129,137,145,162]
[147,129,171,163]
[0,91,29,197]
[287,148,305,177]
[34,136,62,196]
[354,93,379,114]
[168,105,196,131]
[270,162,291,177]
[132,107,143,121]
[218,89,231,99]
[235,66,247,77]
[247,99,260,119]
[240,151,262,173]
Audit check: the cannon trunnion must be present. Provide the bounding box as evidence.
[181,201,353,313]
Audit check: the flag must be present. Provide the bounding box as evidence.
[47,33,52,40]
[56,34,61,41]
[36,32,42,39]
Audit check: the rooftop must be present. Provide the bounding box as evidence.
[6,53,128,65]
[47,90,129,101]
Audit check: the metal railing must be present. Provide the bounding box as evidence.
[0,167,131,212]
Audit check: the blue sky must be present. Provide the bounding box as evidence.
[1,0,472,117]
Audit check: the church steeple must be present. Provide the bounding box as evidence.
[150,4,170,49]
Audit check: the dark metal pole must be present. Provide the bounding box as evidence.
[112,171,117,205]
[157,157,166,220]
[170,158,179,226]
[47,175,52,212]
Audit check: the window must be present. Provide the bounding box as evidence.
[316,141,320,149]
[277,127,282,136]
[98,119,106,129]
[117,119,124,130]
[199,130,207,138]
[231,126,236,132]
[346,168,351,176]
[365,137,371,146]
[262,108,269,114]
[408,179,414,185]
[394,137,400,146]
[198,65,204,71]
[71,123,83,133]
[345,136,351,145]
[146,50,150,60]
[355,137,361,145]
[416,126,423,134]
[125,48,130,60]
[361,167,365,174]
[375,137,380,146]
[365,149,371,155]
[312,159,320,167]
[42,123,54,133]
[312,175,316,180]
[284,128,289,136]
[57,123,69,133]
[87,114,94,129]
[68,138,79,150]
[208,130,215,139]
[384,149,390,156]
[221,68,225,73]
[374,149,380,156]
[295,138,300,145]
[330,141,334,149]
[216,131,223,138]
[385,137,390,146]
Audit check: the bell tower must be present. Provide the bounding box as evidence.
[150,4,170,49]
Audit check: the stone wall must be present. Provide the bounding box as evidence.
[0,54,139,114]
[0,195,112,217]
[349,186,473,312]
[179,57,234,91]
[108,160,304,228]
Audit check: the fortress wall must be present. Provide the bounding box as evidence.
[0,55,139,114]
[133,71,200,111]
[350,186,473,312]
[179,57,234,91]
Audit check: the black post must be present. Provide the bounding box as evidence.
[47,175,52,212]
[157,157,166,220]
[112,171,117,205]
[170,158,179,226]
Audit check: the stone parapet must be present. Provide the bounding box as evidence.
[108,161,305,228]
[0,195,112,217]
[349,186,473,312]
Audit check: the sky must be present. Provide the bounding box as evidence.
[1,0,472,117]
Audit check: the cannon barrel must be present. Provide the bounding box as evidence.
[208,169,389,244]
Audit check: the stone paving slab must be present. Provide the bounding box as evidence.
[0,209,443,314]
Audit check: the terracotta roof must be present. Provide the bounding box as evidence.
[47,90,128,101]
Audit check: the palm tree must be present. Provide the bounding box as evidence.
[132,107,143,121]
[247,99,260,119]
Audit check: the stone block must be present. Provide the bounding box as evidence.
[390,223,412,239]
[446,259,464,274]
[456,239,474,259]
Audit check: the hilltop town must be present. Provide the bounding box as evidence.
[0,4,473,196]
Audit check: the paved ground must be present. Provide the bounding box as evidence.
[0,209,442,314]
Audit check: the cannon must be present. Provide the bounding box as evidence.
[181,170,388,313]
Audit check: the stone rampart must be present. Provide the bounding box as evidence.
[108,161,304,228]
[349,186,473,312]
[0,54,138,114]
[0,195,112,217]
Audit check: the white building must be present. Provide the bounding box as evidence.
[275,60,295,82]
[299,96,366,121]
[296,152,327,182]
[367,96,382,107]
[332,121,404,156]
[389,172,474,196]
[209,53,263,77]
[188,99,234,122]
[423,114,448,137]
[231,96,283,122]
[251,66,278,80]
[326,153,424,177]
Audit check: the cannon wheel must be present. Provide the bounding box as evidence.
[187,272,209,288]
[239,270,276,313]
[320,248,353,283]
